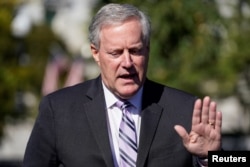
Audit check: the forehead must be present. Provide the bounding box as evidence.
[99,20,143,46]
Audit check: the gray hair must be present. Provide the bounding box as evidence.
[88,3,151,49]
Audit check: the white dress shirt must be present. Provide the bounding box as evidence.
[102,82,142,167]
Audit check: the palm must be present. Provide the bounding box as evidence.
[174,96,222,157]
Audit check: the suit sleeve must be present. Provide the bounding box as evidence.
[23,96,59,167]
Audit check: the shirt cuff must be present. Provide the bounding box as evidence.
[197,156,208,167]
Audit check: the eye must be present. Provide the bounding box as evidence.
[108,50,123,57]
[129,48,142,55]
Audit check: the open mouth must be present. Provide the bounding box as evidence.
[119,73,137,80]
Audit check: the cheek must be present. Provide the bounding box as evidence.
[99,58,118,75]
[136,57,148,71]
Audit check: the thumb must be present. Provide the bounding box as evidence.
[174,125,190,145]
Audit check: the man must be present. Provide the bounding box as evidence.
[23,3,222,167]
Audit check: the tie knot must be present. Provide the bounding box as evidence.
[116,100,132,111]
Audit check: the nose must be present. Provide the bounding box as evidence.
[122,50,133,68]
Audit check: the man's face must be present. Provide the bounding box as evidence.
[91,19,149,99]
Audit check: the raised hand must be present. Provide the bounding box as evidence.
[174,96,222,157]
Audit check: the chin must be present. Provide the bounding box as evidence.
[119,89,139,99]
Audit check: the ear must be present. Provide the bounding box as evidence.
[90,44,100,65]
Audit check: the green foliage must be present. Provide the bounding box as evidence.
[0,0,57,138]
[147,0,221,95]
[0,0,19,137]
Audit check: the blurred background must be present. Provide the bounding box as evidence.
[0,0,250,166]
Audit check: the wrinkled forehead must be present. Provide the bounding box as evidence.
[99,18,146,42]
[100,16,141,30]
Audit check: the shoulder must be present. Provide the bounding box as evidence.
[142,79,197,131]
[48,79,93,98]
[144,79,197,102]
[143,79,197,117]
[41,77,101,107]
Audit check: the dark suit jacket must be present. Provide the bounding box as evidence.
[23,76,198,167]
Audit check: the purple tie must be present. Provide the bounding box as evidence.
[116,100,137,167]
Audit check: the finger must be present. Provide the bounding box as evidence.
[192,99,202,126]
[215,111,222,132]
[201,96,211,124]
[174,125,189,145]
[208,101,217,127]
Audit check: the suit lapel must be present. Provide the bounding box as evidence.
[83,77,114,167]
[137,103,163,167]
[136,79,165,167]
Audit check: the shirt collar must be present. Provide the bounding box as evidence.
[102,82,143,110]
